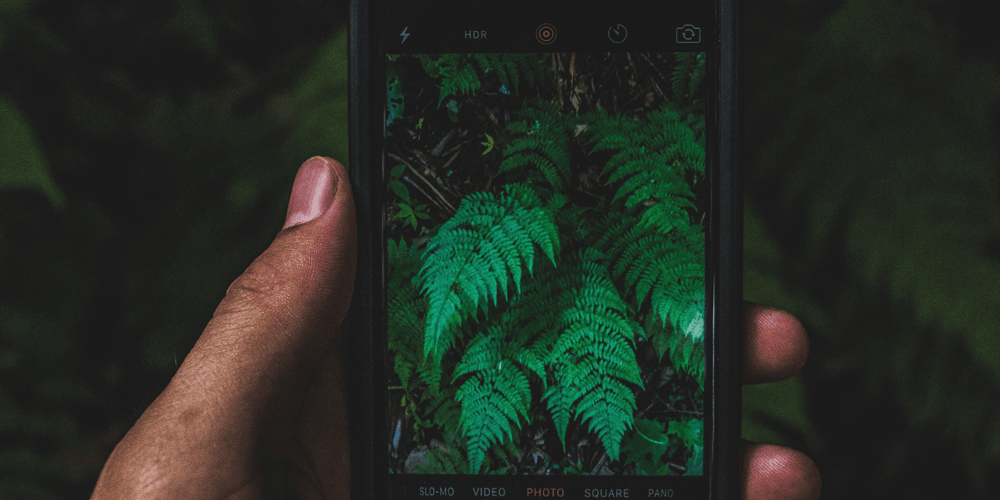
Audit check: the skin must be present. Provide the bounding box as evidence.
[91,157,821,499]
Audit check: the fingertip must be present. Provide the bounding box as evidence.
[743,442,822,500]
[310,156,349,188]
[743,303,809,383]
[283,156,352,230]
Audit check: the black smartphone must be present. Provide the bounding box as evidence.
[349,0,742,498]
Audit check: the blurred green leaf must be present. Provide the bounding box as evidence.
[746,0,1000,493]
[171,0,218,57]
[284,29,349,166]
[390,164,406,179]
[667,418,703,476]
[0,0,34,14]
[742,376,822,450]
[626,419,671,474]
[389,179,411,204]
[0,98,65,207]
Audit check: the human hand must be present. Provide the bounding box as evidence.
[92,156,355,499]
[741,304,822,499]
[91,156,820,499]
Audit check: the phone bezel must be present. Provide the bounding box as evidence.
[348,1,742,498]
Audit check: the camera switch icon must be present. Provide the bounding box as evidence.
[676,24,701,43]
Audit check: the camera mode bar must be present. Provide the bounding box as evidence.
[390,476,707,500]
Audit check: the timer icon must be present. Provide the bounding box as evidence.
[608,24,627,43]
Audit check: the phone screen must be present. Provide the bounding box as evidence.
[374,2,723,498]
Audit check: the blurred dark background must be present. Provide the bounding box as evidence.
[0,0,997,498]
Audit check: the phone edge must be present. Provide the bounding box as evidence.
[710,0,743,498]
[349,1,743,497]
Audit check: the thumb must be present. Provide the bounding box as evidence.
[93,157,356,497]
[187,155,357,416]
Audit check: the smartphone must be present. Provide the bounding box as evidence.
[348,0,742,498]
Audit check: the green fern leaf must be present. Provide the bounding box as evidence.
[436,53,480,106]
[671,52,706,105]
[599,215,704,337]
[587,105,704,235]
[592,211,705,385]
[421,386,462,434]
[435,53,547,106]
[419,185,559,364]
[500,102,573,192]
[537,250,642,460]
[412,447,469,474]
[643,314,705,385]
[387,239,442,389]
[454,327,532,474]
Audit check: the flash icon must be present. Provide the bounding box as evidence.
[400,26,410,43]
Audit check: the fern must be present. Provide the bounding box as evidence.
[500,102,574,192]
[596,212,705,354]
[421,386,462,436]
[387,55,710,474]
[387,239,441,389]
[587,105,704,234]
[434,53,547,106]
[412,447,469,474]
[451,249,644,463]
[496,249,642,460]
[670,52,706,105]
[453,327,532,473]
[577,102,706,382]
[644,314,705,385]
[542,250,642,461]
[471,53,544,94]
[419,184,559,364]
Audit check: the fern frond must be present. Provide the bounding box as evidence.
[387,239,442,389]
[596,213,705,380]
[643,314,705,385]
[454,328,532,474]
[586,105,704,235]
[671,52,706,105]
[499,140,565,190]
[534,249,642,461]
[412,447,469,474]
[436,53,547,106]
[419,185,559,364]
[436,53,480,106]
[500,102,573,192]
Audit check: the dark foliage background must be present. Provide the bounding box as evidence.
[0,0,997,498]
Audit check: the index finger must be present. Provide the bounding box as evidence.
[743,302,809,384]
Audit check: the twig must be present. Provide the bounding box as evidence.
[641,53,670,86]
[399,175,443,212]
[569,52,576,89]
[590,452,609,475]
[686,384,700,414]
[388,152,457,213]
[440,149,462,172]
[430,129,457,157]
[653,392,704,417]
[552,53,563,106]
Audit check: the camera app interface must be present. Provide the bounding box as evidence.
[384,49,708,484]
